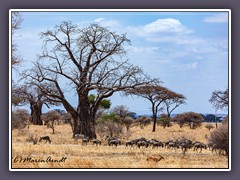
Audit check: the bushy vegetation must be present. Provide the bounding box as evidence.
[12,109,30,130]
[157,114,172,129]
[173,112,204,129]
[205,123,215,131]
[208,124,228,155]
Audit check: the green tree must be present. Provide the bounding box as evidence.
[157,114,171,129]
[96,113,123,138]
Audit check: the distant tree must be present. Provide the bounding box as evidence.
[205,123,215,131]
[164,92,186,118]
[163,92,186,127]
[134,116,152,129]
[173,112,204,129]
[12,109,30,130]
[96,113,123,138]
[12,85,59,125]
[204,114,220,122]
[53,109,66,115]
[157,114,172,129]
[112,105,134,131]
[126,85,179,132]
[11,12,23,66]
[209,88,229,111]
[42,110,61,134]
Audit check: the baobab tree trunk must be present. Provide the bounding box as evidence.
[30,101,43,125]
[72,115,96,139]
[72,99,97,139]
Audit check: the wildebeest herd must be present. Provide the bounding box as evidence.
[37,134,225,156]
[61,134,223,155]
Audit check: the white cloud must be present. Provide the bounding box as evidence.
[92,17,122,32]
[187,62,198,70]
[128,18,193,38]
[203,13,228,23]
[143,18,192,34]
[93,18,106,23]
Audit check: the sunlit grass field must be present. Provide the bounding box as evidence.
[11,123,228,169]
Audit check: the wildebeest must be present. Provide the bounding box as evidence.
[125,140,136,148]
[125,137,147,148]
[193,142,207,153]
[39,136,51,144]
[137,140,149,148]
[148,139,164,149]
[166,141,179,150]
[74,134,87,142]
[105,136,121,147]
[82,137,90,145]
[108,139,121,147]
[90,139,101,146]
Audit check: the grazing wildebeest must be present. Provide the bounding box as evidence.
[178,139,193,155]
[148,139,164,149]
[90,139,101,146]
[126,137,147,148]
[108,139,121,147]
[39,136,51,144]
[105,136,121,147]
[137,140,149,148]
[82,137,90,145]
[193,142,207,153]
[166,141,179,150]
[74,134,87,142]
[125,140,136,148]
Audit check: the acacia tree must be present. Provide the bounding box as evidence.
[24,22,155,139]
[163,92,186,127]
[126,85,176,132]
[209,88,229,111]
[164,92,186,118]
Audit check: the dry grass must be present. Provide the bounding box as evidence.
[11,123,228,169]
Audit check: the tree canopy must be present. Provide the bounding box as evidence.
[209,88,228,111]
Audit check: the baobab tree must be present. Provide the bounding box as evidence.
[12,84,58,125]
[23,21,156,139]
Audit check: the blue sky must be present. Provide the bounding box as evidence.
[13,10,229,115]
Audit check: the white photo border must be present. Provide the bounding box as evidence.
[9,9,231,171]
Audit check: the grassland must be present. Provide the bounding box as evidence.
[11,123,228,169]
